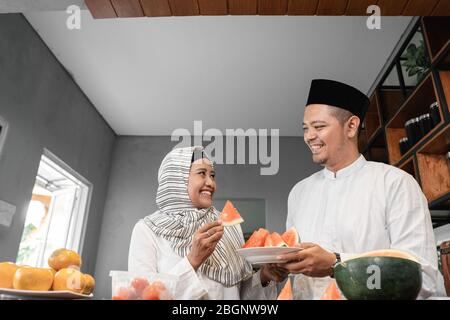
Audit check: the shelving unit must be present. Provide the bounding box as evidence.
[363,17,450,228]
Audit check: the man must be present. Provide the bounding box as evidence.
[277,79,438,299]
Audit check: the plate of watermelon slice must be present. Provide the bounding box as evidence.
[237,227,302,265]
[237,247,302,265]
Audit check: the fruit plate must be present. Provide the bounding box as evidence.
[236,247,302,265]
[0,288,93,300]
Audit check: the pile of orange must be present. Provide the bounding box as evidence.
[0,248,95,295]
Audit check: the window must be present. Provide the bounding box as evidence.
[16,150,92,268]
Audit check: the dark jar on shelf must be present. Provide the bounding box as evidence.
[430,102,441,128]
[405,117,421,147]
[419,113,433,137]
[399,137,410,156]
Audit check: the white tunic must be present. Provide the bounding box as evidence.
[287,155,438,299]
[129,220,277,300]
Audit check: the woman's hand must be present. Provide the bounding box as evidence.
[260,264,290,285]
[187,220,224,270]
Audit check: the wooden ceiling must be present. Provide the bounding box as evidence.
[85,0,450,19]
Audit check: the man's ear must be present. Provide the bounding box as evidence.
[346,116,360,138]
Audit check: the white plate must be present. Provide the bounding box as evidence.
[237,247,302,265]
[0,288,93,300]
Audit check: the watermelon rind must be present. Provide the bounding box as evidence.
[334,256,422,300]
[222,217,244,227]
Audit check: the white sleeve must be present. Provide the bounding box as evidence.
[385,173,438,299]
[239,269,277,300]
[128,220,207,300]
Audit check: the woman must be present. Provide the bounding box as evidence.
[129,146,288,299]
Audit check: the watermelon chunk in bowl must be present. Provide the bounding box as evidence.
[109,271,178,300]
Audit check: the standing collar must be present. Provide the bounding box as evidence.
[323,154,367,180]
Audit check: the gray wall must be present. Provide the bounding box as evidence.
[0,14,116,276]
[94,136,318,299]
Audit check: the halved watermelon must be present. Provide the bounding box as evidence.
[220,200,244,227]
[277,278,293,300]
[243,228,269,248]
[281,227,299,247]
[270,232,288,247]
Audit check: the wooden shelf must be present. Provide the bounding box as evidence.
[367,131,388,164]
[365,93,382,141]
[399,155,418,181]
[416,123,450,204]
[438,70,450,115]
[435,39,450,70]
[378,87,405,124]
[365,17,450,226]
[422,17,450,62]
[358,129,368,152]
[385,74,442,165]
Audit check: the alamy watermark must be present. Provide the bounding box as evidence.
[367,265,381,290]
[367,5,381,30]
[171,121,279,176]
[66,5,81,30]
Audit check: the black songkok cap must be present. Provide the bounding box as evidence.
[306,79,370,121]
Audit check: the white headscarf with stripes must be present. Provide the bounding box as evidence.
[144,146,253,287]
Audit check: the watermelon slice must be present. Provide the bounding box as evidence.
[243,228,269,248]
[270,232,288,247]
[281,227,299,247]
[220,200,244,227]
[277,278,293,300]
[264,233,274,247]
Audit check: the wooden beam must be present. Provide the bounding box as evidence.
[287,0,319,15]
[402,0,439,16]
[431,0,450,16]
[376,0,408,15]
[198,0,228,15]
[111,0,144,17]
[85,0,118,19]
[346,0,378,15]
[140,0,172,16]
[258,0,288,15]
[316,0,349,15]
[168,0,200,15]
[228,0,258,15]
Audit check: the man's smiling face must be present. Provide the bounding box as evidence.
[302,104,349,168]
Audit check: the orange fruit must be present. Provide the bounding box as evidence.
[0,262,20,289]
[114,286,137,300]
[52,268,86,293]
[141,284,160,300]
[82,273,95,295]
[13,266,54,291]
[131,277,149,297]
[48,248,81,271]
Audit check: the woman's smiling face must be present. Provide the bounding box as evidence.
[188,158,216,209]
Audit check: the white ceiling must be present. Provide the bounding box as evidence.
[23,11,412,136]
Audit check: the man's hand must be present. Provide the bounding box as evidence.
[260,264,290,285]
[276,243,336,277]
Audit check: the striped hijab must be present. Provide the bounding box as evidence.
[144,146,253,287]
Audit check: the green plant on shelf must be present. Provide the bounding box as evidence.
[401,40,430,84]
